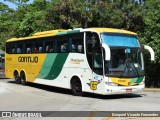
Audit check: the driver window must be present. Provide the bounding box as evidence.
[93,48,103,75]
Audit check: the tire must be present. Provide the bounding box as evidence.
[71,78,83,96]
[20,72,27,85]
[14,72,20,84]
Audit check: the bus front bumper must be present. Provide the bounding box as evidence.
[104,85,144,95]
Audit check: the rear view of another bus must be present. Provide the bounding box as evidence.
[0,50,5,78]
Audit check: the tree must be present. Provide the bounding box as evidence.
[141,0,160,87]
[46,0,93,29]
[0,2,16,49]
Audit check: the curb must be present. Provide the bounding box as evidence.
[144,88,160,92]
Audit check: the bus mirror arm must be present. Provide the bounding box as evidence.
[144,45,155,61]
[102,43,111,61]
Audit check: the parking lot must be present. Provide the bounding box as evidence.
[0,78,160,120]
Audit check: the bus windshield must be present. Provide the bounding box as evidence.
[101,33,144,78]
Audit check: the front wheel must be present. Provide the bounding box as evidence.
[71,78,83,96]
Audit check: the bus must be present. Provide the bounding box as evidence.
[0,50,5,78]
[5,28,154,96]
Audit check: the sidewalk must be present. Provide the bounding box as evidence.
[144,88,160,92]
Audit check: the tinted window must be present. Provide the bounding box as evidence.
[16,42,24,54]
[86,32,101,69]
[69,33,84,53]
[57,36,68,53]
[33,39,44,53]
[25,41,33,53]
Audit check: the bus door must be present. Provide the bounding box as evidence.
[86,32,104,93]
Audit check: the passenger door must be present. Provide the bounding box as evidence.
[86,32,104,93]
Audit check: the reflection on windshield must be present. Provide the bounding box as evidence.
[105,48,144,78]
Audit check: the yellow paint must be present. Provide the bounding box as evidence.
[110,77,136,86]
[90,81,99,90]
[7,28,136,42]
[88,28,137,35]
[5,53,46,82]
[70,62,80,64]
[87,112,96,120]
[7,29,68,42]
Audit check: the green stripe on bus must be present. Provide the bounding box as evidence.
[67,30,80,34]
[56,32,67,35]
[130,76,144,83]
[136,76,144,83]
[37,54,57,79]
[37,53,69,80]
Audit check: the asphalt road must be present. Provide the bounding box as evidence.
[0,78,160,120]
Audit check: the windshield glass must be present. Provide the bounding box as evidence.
[101,33,144,78]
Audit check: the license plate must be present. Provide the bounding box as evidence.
[126,89,132,92]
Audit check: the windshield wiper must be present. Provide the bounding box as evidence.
[125,58,139,77]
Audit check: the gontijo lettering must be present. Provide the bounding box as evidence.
[18,56,38,63]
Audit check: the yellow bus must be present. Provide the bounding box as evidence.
[5,28,154,96]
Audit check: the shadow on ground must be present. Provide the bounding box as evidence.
[7,80,143,100]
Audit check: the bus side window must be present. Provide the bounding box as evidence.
[61,44,67,52]
[78,45,83,53]
[25,41,33,53]
[12,48,15,53]
[27,48,31,53]
[9,43,16,54]
[17,48,21,53]
[46,46,50,53]
[34,47,38,53]
[34,39,44,53]
[39,47,42,52]
[71,44,76,52]
[57,36,68,53]
[45,37,55,53]
[16,42,24,54]
[69,33,84,53]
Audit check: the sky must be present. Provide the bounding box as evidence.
[0,0,33,9]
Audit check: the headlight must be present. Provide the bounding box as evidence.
[105,82,118,86]
[139,81,144,85]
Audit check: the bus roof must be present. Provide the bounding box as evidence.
[87,28,137,35]
[6,28,137,42]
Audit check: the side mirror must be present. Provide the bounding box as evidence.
[102,43,111,61]
[144,45,155,61]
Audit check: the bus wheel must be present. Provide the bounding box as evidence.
[71,78,83,96]
[20,72,27,85]
[14,72,20,84]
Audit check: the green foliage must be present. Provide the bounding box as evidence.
[140,0,160,87]
[46,0,93,28]
[143,0,160,63]
[0,0,159,87]
[0,2,16,49]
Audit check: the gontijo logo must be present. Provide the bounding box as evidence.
[18,56,38,63]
